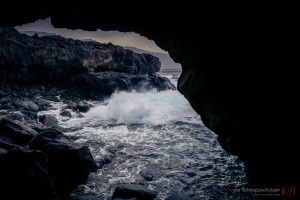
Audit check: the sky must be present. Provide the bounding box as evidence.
[14,18,167,54]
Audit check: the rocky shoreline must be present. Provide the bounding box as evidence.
[0,26,175,199]
[0,26,161,84]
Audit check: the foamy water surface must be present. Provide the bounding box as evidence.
[39,74,248,199]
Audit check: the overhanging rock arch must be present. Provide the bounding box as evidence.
[0,1,298,189]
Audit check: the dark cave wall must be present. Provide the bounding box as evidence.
[1,1,298,188]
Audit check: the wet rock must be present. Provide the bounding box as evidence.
[97,154,114,168]
[140,164,165,181]
[0,118,38,145]
[39,114,58,127]
[29,129,96,192]
[76,112,85,118]
[112,184,158,200]
[43,94,61,102]
[166,191,195,200]
[3,112,25,122]
[77,102,90,113]
[105,145,118,154]
[22,110,38,121]
[60,110,72,117]
[66,100,78,111]
[34,98,53,111]
[202,185,232,200]
[84,139,106,147]
[12,98,39,112]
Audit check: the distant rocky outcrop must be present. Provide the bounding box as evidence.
[124,46,182,73]
[64,72,176,100]
[0,26,161,83]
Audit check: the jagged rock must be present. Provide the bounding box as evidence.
[0,118,38,145]
[76,112,85,118]
[140,164,165,181]
[11,98,39,112]
[65,100,78,111]
[3,112,25,122]
[0,26,160,83]
[65,72,176,100]
[29,129,96,192]
[34,97,53,111]
[22,110,38,121]
[112,184,158,200]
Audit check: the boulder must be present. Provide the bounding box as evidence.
[11,98,39,112]
[0,147,55,200]
[77,102,90,113]
[112,184,158,200]
[38,114,58,127]
[3,112,25,122]
[60,110,72,117]
[0,118,38,145]
[29,129,96,192]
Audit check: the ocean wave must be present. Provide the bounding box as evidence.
[83,90,201,125]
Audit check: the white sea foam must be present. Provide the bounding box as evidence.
[37,76,246,200]
[83,90,200,125]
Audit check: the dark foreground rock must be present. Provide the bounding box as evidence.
[0,123,96,199]
[39,114,59,127]
[29,129,97,192]
[0,118,38,145]
[112,184,158,200]
[0,147,54,200]
[166,191,195,200]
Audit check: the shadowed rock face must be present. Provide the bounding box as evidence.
[0,26,160,83]
[0,1,298,190]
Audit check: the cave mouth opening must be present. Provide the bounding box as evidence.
[0,19,248,199]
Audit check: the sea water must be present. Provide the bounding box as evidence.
[40,71,249,199]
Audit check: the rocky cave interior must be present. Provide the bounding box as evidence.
[0,1,298,199]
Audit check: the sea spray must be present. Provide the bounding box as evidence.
[83,90,200,125]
